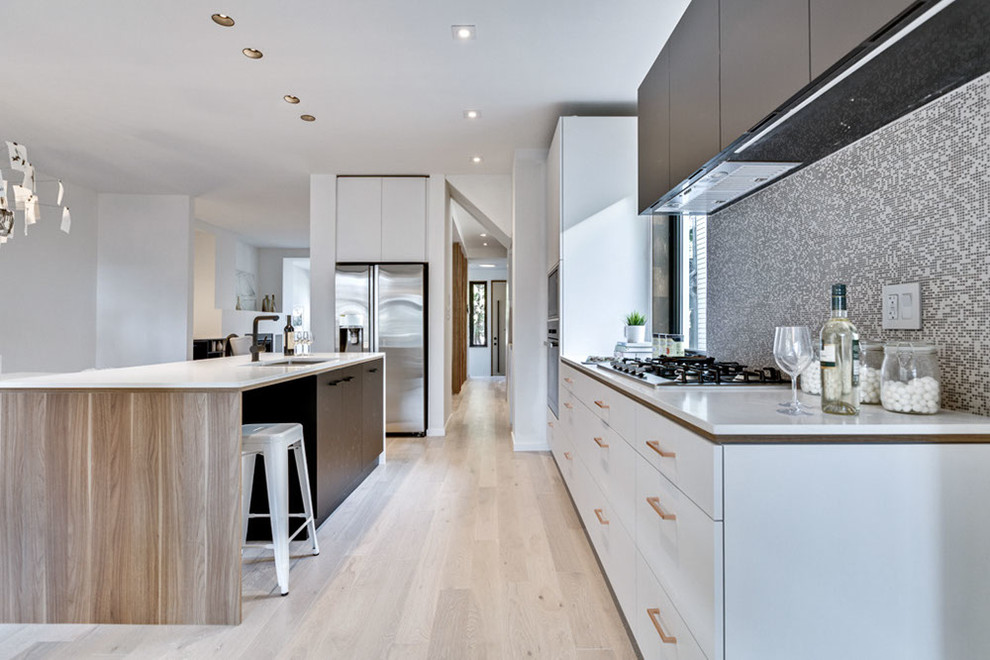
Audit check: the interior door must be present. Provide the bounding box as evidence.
[491,280,507,376]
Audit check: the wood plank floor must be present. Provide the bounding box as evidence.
[0,378,636,659]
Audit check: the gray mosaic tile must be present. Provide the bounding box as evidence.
[708,72,990,417]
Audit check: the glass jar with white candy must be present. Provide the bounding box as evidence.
[859,340,884,404]
[880,342,941,415]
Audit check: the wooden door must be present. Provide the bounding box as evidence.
[451,243,468,393]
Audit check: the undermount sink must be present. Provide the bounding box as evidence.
[252,358,334,367]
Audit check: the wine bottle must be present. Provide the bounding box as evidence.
[284,315,296,356]
[820,283,860,415]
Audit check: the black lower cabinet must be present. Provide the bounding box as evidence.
[242,357,385,540]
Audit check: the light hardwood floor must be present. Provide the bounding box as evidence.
[0,379,637,659]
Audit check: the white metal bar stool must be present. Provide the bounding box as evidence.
[242,422,319,595]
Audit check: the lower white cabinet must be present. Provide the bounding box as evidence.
[636,550,708,660]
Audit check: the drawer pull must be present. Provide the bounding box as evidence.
[593,436,609,449]
[563,452,572,460]
[647,608,678,644]
[548,422,554,428]
[594,400,609,409]
[646,440,676,459]
[594,508,610,525]
[563,402,573,409]
[647,496,677,521]
[564,377,573,384]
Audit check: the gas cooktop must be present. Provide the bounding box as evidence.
[597,355,784,387]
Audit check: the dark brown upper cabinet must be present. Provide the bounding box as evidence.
[668,0,721,188]
[637,45,670,215]
[810,0,916,78]
[719,0,811,149]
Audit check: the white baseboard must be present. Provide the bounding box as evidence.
[511,431,549,452]
[426,427,445,437]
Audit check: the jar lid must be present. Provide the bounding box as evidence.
[884,341,937,354]
[860,339,883,352]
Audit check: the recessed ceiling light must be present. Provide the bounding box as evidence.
[212,13,235,27]
[483,242,488,246]
[300,114,316,122]
[471,156,482,164]
[479,264,496,268]
[284,95,300,104]
[479,233,487,237]
[464,110,481,119]
[452,25,476,40]
[242,47,263,59]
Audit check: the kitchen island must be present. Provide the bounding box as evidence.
[0,353,384,626]
[554,356,990,660]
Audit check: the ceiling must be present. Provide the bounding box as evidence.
[0,0,688,247]
[450,199,507,260]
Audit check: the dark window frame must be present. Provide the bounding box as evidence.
[469,280,488,347]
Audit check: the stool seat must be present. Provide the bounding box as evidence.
[241,422,319,596]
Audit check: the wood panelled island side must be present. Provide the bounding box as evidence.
[0,353,385,625]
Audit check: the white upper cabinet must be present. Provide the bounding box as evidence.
[381,177,427,261]
[337,176,428,262]
[337,177,383,262]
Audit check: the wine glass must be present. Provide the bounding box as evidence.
[773,326,814,416]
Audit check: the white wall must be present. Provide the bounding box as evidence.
[193,229,223,338]
[0,177,99,374]
[96,194,193,368]
[310,175,336,353]
[283,258,311,332]
[445,174,512,238]
[509,150,548,451]
[258,247,309,314]
[467,262,509,378]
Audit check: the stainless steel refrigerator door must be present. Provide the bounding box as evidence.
[377,264,426,434]
[335,265,372,352]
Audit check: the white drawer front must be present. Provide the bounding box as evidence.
[576,419,638,533]
[636,405,722,520]
[636,457,722,660]
[585,377,635,441]
[635,550,709,660]
[560,363,580,393]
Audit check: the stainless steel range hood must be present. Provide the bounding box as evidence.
[651,0,990,216]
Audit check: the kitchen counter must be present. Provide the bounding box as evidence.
[0,352,383,391]
[0,352,385,626]
[561,356,990,441]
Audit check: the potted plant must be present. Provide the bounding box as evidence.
[624,311,647,343]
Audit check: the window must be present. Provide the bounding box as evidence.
[651,214,707,352]
[470,281,487,347]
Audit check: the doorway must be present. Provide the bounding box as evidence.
[491,280,507,376]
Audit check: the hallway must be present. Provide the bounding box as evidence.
[0,379,635,659]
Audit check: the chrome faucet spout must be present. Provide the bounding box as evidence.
[251,315,280,361]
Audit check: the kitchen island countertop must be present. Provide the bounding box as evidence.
[562,356,990,441]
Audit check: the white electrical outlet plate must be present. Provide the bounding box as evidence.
[881,282,922,330]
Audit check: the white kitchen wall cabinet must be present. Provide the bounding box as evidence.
[556,361,990,660]
[336,176,427,262]
[548,117,651,359]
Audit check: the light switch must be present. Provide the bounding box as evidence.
[881,282,922,330]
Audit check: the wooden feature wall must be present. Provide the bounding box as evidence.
[0,390,242,625]
[452,242,468,394]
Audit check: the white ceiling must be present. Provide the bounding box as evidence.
[450,199,507,259]
[0,0,688,247]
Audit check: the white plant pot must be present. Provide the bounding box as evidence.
[625,325,646,344]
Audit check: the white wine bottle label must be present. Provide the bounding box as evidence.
[821,343,837,367]
[286,332,295,349]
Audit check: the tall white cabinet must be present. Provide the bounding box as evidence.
[547,117,652,359]
[336,176,427,262]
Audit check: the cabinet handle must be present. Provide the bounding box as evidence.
[594,508,610,525]
[563,452,572,460]
[594,400,609,409]
[327,380,340,386]
[368,368,378,373]
[564,377,573,384]
[342,376,354,382]
[563,402,573,409]
[593,436,609,449]
[646,440,676,459]
[646,496,676,521]
[647,608,678,644]
[548,422,554,428]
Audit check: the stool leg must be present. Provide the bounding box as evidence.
[292,442,320,556]
[241,453,257,545]
[263,444,291,596]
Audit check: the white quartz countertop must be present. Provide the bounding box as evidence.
[0,353,384,391]
[562,356,990,440]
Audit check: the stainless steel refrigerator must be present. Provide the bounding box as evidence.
[335,263,427,435]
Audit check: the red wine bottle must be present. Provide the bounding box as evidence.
[283,315,296,356]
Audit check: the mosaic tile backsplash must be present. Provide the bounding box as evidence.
[707,72,990,417]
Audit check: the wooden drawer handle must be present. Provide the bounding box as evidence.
[594,400,609,409]
[564,377,573,384]
[563,452,572,460]
[647,608,678,644]
[594,508,610,525]
[563,402,573,409]
[593,436,609,449]
[646,440,676,459]
[548,422,554,428]
[647,496,677,521]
